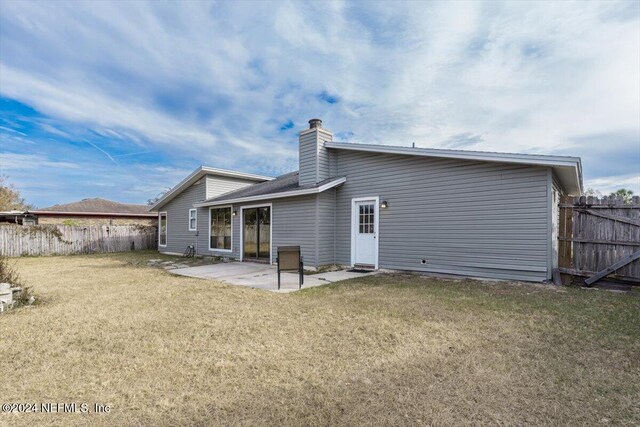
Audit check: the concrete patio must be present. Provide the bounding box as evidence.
[169,262,379,292]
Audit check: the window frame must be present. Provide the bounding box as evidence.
[208,206,233,253]
[158,212,168,247]
[358,203,375,234]
[188,208,197,231]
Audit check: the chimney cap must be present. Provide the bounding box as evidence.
[308,118,322,129]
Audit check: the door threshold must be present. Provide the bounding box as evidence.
[352,264,376,271]
[243,259,271,264]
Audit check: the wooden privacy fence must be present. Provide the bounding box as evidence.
[558,195,640,285]
[0,224,158,257]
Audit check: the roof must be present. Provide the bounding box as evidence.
[325,142,583,194]
[0,210,28,215]
[32,198,156,217]
[194,172,346,207]
[149,166,273,212]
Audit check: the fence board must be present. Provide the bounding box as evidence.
[0,224,158,257]
[558,196,640,284]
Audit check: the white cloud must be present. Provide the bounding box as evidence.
[0,0,638,200]
[585,174,640,195]
[0,152,82,171]
[0,150,194,207]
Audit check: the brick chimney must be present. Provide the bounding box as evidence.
[298,118,333,185]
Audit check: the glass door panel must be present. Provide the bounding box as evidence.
[243,206,271,261]
[258,207,270,259]
[243,208,257,259]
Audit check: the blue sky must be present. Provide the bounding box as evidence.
[1,0,638,207]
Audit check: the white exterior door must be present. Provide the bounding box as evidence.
[352,199,378,267]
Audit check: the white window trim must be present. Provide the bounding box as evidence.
[239,203,273,265]
[208,205,233,253]
[350,196,379,269]
[188,208,197,231]
[158,211,168,247]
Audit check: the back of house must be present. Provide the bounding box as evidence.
[150,119,582,282]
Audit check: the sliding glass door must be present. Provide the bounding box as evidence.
[243,206,271,261]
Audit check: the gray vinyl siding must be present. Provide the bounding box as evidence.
[299,131,317,185]
[299,128,332,185]
[317,189,336,265]
[317,128,332,182]
[271,196,320,266]
[332,150,551,281]
[196,196,319,265]
[158,179,205,254]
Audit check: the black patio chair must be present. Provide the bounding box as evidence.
[276,246,304,290]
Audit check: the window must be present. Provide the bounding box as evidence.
[188,209,197,231]
[359,204,374,234]
[210,207,232,251]
[159,213,167,246]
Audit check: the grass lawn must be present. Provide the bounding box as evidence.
[1,251,638,426]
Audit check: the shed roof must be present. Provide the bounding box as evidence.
[194,172,346,207]
[148,166,273,212]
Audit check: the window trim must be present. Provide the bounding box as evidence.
[158,211,168,247]
[188,208,197,231]
[208,205,233,253]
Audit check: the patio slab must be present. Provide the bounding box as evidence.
[170,262,379,292]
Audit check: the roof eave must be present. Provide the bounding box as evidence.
[553,162,583,196]
[325,142,581,167]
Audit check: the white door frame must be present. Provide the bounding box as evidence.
[239,203,273,264]
[350,196,379,269]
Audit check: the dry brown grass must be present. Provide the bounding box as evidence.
[1,251,638,426]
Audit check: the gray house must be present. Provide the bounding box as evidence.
[150,119,582,282]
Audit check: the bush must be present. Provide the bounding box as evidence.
[0,254,33,307]
[0,254,22,286]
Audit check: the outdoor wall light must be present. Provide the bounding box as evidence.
[380,200,388,209]
[232,210,237,216]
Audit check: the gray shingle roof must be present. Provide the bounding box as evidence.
[36,198,153,215]
[200,171,343,204]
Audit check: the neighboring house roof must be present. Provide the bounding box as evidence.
[31,198,156,217]
[325,142,583,194]
[149,166,273,212]
[194,172,346,207]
